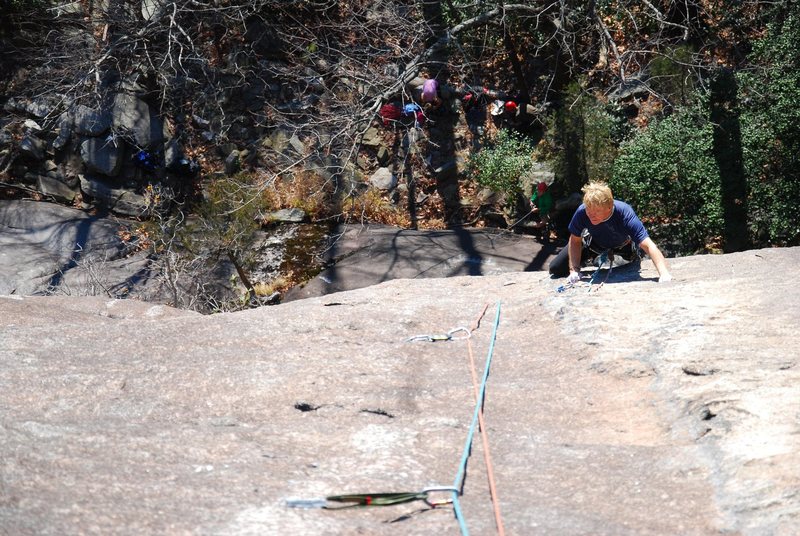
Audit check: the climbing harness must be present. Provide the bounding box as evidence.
[406,326,471,343]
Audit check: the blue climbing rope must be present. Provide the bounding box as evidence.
[556,250,612,293]
[451,301,502,535]
[586,250,611,292]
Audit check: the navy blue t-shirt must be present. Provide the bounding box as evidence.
[568,200,649,249]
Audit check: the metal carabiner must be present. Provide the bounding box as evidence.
[421,485,459,507]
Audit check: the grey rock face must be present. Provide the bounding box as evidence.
[1,247,798,534]
[0,200,127,295]
[72,105,112,136]
[112,93,163,148]
[283,224,553,302]
[80,138,124,176]
[79,175,147,216]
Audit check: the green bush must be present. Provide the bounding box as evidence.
[611,98,724,253]
[649,45,697,107]
[738,9,800,246]
[543,81,627,193]
[468,129,536,197]
[613,8,800,252]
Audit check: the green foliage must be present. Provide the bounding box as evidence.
[543,81,627,193]
[441,0,477,26]
[737,9,800,246]
[611,98,724,252]
[194,173,265,254]
[649,45,696,107]
[613,7,800,252]
[467,130,536,197]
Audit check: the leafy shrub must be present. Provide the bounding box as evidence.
[611,98,723,253]
[467,129,536,197]
[541,81,627,193]
[738,9,800,246]
[649,45,697,107]
[614,8,800,252]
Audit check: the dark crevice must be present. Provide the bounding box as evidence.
[360,408,394,418]
[682,366,718,376]
[294,402,320,412]
[700,407,717,421]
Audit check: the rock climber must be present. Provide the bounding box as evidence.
[548,181,672,284]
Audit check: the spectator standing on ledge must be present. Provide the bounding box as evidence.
[529,181,553,232]
[549,181,672,284]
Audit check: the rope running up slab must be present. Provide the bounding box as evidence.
[451,301,502,535]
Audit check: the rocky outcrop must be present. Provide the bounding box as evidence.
[1,247,798,534]
[0,199,129,296]
[1,93,195,218]
[0,201,557,307]
[284,223,554,301]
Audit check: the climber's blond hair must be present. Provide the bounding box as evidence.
[582,181,614,209]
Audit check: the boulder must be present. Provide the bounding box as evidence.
[376,146,390,166]
[369,167,396,190]
[23,119,42,132]
[262,129,290,153]
[224,150,241,175]
[3,96,58,118]
[432,158,466,182]
[80,137,124,177]
[72,105,112,136]
[0,127,13,146]
[52,113,73,151]
[360,127,382,148]
[264,208,307,224]
[19,135,46,160]
[34,174,79,203]
[79,175,147,216]
[289,134,305,156]
[112,93,163,147]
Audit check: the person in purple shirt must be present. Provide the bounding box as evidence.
[421,78,441,109]
[549,181,673,283]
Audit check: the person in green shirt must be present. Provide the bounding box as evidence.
[529,181,553,231]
